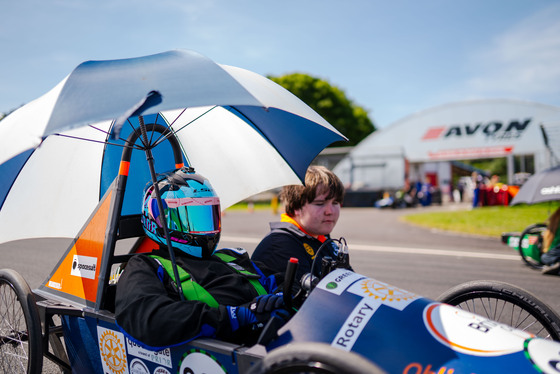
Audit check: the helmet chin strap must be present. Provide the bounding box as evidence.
[139,116,186,300]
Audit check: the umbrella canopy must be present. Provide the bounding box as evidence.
[511,165,560,205]
[0,50,346,244]
[0,50,336,166]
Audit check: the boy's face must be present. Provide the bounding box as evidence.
[293,189,340,237]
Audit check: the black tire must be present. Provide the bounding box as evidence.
[0,269,43,374]
[252,342,386,374]
[438,280,560,341]
[518,223,547,269]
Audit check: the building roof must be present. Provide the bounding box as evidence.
[342,99,560,163]
[333,99,560,189]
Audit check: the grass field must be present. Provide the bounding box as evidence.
[400,202,560,237]
[228,201,277,212]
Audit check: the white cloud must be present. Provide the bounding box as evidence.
[467,4,560,99]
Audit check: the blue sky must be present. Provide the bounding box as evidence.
[1,0,559,128]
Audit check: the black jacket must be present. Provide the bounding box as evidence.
[252,221,340,281]
[115,247,281,349]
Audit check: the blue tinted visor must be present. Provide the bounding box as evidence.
[165,196,221,234]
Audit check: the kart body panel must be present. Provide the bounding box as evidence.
[35,265,560,374]
[502,231,542,261]
[270,269,557,374]
[60,315,260,374]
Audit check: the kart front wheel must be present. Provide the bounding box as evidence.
[438,280,560,341]
[518,223,547,269]
[0,269,43,374]
[254,342,385,374]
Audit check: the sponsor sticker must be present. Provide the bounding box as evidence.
[97,327,128,374]
[126,339,172,368]
[70,254,97,280]
[348,278,418,310]
[153,367,171,374]
[129,358,149,374]
[423,303,532,356]
[509,236,536,249]
[318,269,365,296]
[178,349,226,374]
[48,280,62,290]
[524,338,560,374]
[331,298,377,351]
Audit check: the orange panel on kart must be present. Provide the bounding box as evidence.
[44,189,112,303]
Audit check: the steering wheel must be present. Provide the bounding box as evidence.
[257,237,351,345]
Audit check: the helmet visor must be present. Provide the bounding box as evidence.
[165,196,221,234]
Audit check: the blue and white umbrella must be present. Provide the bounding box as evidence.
[0,50,346,243]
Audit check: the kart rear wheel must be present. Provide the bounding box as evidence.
[254,342,385,374]
[518,223,547,269]
[0,269,43,374]
[438,280,560,341]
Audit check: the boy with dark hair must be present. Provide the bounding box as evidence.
[252,166,349,281]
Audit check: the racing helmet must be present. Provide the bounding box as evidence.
[141,167,221,258]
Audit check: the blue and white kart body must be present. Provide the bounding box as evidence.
[271,269,560,374]
[56,267,560,374]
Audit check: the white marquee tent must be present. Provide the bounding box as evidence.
[334,99,560,194]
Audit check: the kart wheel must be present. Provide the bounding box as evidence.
[254,342,385,374]
[518,223,547,269]
[438,280,560,341]
[0,269,43,374]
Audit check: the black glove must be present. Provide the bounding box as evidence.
[252,293,285,313]
[227,293,286,331]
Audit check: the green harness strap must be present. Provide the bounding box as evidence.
[149,253,267,308]
[149,255,219,308]
[213,252,268,296]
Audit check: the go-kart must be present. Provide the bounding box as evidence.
[2,123,560,374]
[502,223,548,269]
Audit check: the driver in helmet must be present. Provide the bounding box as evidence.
[115,167,288,349]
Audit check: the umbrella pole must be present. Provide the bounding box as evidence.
[138,116,185,301]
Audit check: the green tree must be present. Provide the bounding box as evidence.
[268,73,375,146]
